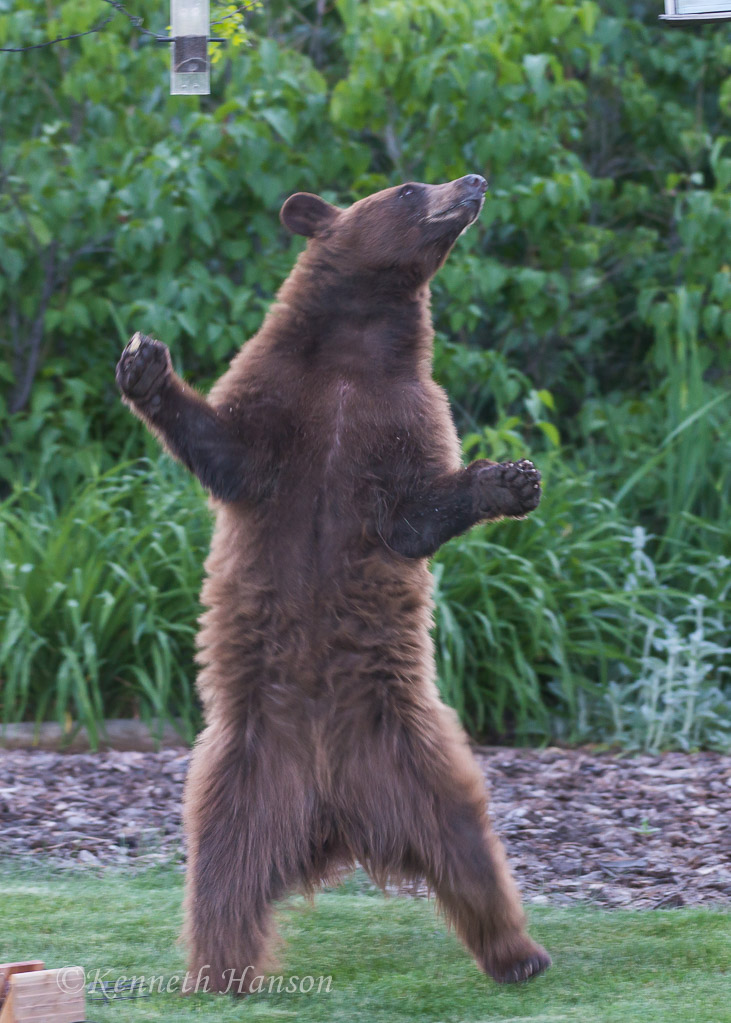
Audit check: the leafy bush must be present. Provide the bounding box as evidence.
[600,528,731,752]
[0,0,728,749]
[0,459,210,743]
[2,446,727,753]
[433,443,730,750]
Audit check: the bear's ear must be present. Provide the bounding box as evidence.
[280,192,340,238]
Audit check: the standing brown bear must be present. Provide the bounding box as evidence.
[116,174,550,992]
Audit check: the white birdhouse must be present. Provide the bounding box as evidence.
[661,0,731,20]
[170,0,210,95]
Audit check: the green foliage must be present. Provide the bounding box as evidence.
[210,2,261,66]
[433,452,731,750]
[0,0,729,749]
[0,459,209,742]
[602,537,731,753]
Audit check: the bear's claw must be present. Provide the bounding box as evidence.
[116,332,171,404]
[475,458,542,518]
[483,940,552,984]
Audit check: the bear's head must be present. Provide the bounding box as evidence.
[280,175,487,292]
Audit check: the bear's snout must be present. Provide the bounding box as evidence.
[424,174,488,228]
[459,174,488,195]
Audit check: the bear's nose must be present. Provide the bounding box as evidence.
[460,174,488,195]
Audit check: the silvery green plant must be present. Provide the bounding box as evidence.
[604,531,730,752]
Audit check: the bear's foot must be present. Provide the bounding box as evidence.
[116,332,171,405]
[482,936,552,984]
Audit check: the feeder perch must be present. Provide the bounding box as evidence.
[0,964,85,1023]
[660,0,731,20]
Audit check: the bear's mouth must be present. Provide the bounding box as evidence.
[428,197,483,224]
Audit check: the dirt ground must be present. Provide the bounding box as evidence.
[1,746,729,909]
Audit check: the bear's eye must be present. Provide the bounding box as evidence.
[399,184,417,199]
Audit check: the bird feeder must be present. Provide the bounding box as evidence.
[169,0,211,95]
[660,0,731,20]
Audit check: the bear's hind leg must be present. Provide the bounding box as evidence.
[426,793,551,983]
[336,704,550,984]
[182,726,312,994]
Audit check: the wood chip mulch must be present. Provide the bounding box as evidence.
[1,747,729,910]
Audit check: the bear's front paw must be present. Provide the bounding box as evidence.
[474,458,541,519]
[116,332,171,406]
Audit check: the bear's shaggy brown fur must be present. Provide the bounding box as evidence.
[116,175,550,992]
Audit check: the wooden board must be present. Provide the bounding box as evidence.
[0,967,85,1023]
[0,966,44,1012]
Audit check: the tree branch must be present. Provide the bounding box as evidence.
[0,1,158,53]
[9,243,59,414]
[6,233,116,414]
[0,0,256,52]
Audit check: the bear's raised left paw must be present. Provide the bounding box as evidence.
[474,458,542,519]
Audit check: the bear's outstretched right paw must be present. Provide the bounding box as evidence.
[116,332,171,406]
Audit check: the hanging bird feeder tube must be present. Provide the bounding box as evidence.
[159,0,226,96]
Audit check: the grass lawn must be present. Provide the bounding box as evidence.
[0,865,729,1023]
